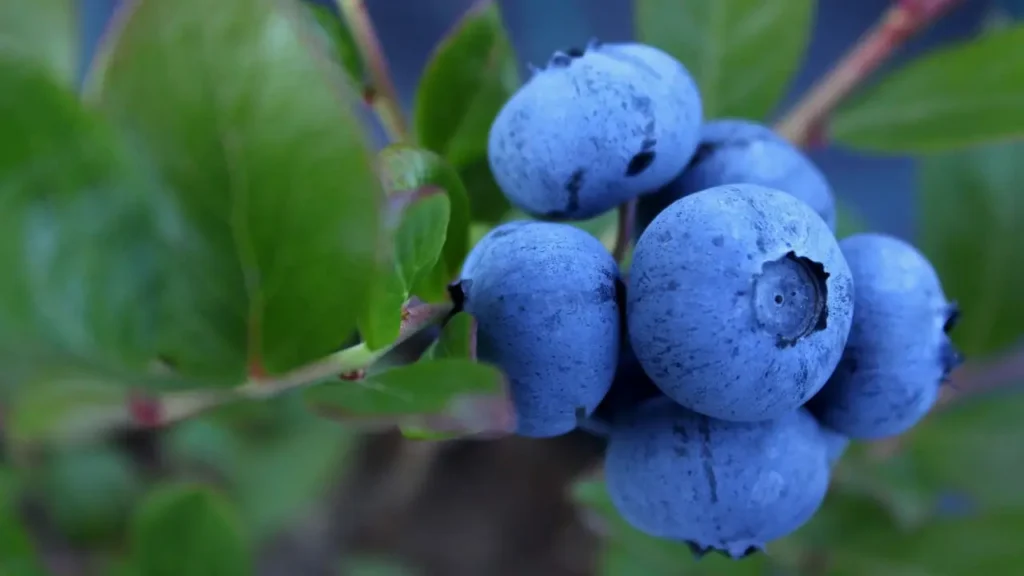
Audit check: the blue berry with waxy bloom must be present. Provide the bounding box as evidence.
[488,42,703,221]
[628,183,854,422]
[809,232,963,440]
[459,220,621,438]
[636,119,836,238]
[605,398,831,557]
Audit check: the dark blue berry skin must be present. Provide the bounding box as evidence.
[487,43,702,221]
[459,221,621,438]
[605,398,831,557]
[809,233,962,440]
[636,119,836,239]
[628,184,854,422]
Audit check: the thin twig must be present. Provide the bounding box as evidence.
[775,0,964,147]
[337,0,409,142]
[612,199,637,263]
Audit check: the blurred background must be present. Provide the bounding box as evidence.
[6,0,1022,574]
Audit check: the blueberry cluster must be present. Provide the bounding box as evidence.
[462,41,962,557]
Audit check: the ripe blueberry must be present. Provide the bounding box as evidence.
[460,221,621,437]
[809,233,962,440]
[636,119,836,238]
[628,184,854,422]
[605,398,830,557]
[487,43,702,221]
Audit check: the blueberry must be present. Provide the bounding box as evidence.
[636,119,836,238]
[487,43,703,221]
[459,221,621,437]
[605,398,830,556]
[628,184,854,422]
[809,233,962,440]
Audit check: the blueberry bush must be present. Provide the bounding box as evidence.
[2,0,1023,574]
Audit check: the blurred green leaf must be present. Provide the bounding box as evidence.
[832,25,1024,152]
[801,491,1024,575]
[306,358,502,415]
[0,57,180,389]
[302,2,365,85]
[457,158,511,223]
[428,312,474,359]
[830,450,935,530]
[0,0,76,86]
[834,201,867,239]
[903,393,1024,512]
[6,375,224,447]
[0,467,44,575]
[573,479,770,576]
[232,406,354,539]
[306,358,511,437]
[131,484,252,576]
[917,140,1024,356]
[40,445,143,545]
[413,1,519,223]
[635,0,814,120]
[93,0,383,384]
[165,418,243,479]
[7,378,128,446]
[340,556,417,576]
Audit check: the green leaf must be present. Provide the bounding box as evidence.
[0,56,180,388]
[39,445,143,545]
[0,0,76,86]
[413,1,519,223]
[917,141,1024,356]
[457,158,511,223]
[635,0,814,120]
[830,450,936,530]
[380,145,472,281]
[0,467,44,575]
[832,25,1024,153]
[306,358,501,414]
[131,484,252,576]
[6,375,224,447]
[802,491,1024,575]
[301,2,365,86]
[7,378,129,446]
[231,406,354,539]
[165,418,243,479]
[92,0,383,384]
[305,358,512,437]
[903,393,1024,512]
[428,312,474,359]
[341,557,416,576]
[394,191,452,294]
[835,201,867,239]
[358,263,407,351]
[572,479,770,576]
[359,145,473,350]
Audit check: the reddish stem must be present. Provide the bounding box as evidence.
[775,0,965,147]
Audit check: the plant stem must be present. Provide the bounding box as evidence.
[774,0,964,147]
[337,0,409,142]
[235,343,380,400]
[612,199,637,263]
[132,301,454,431]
